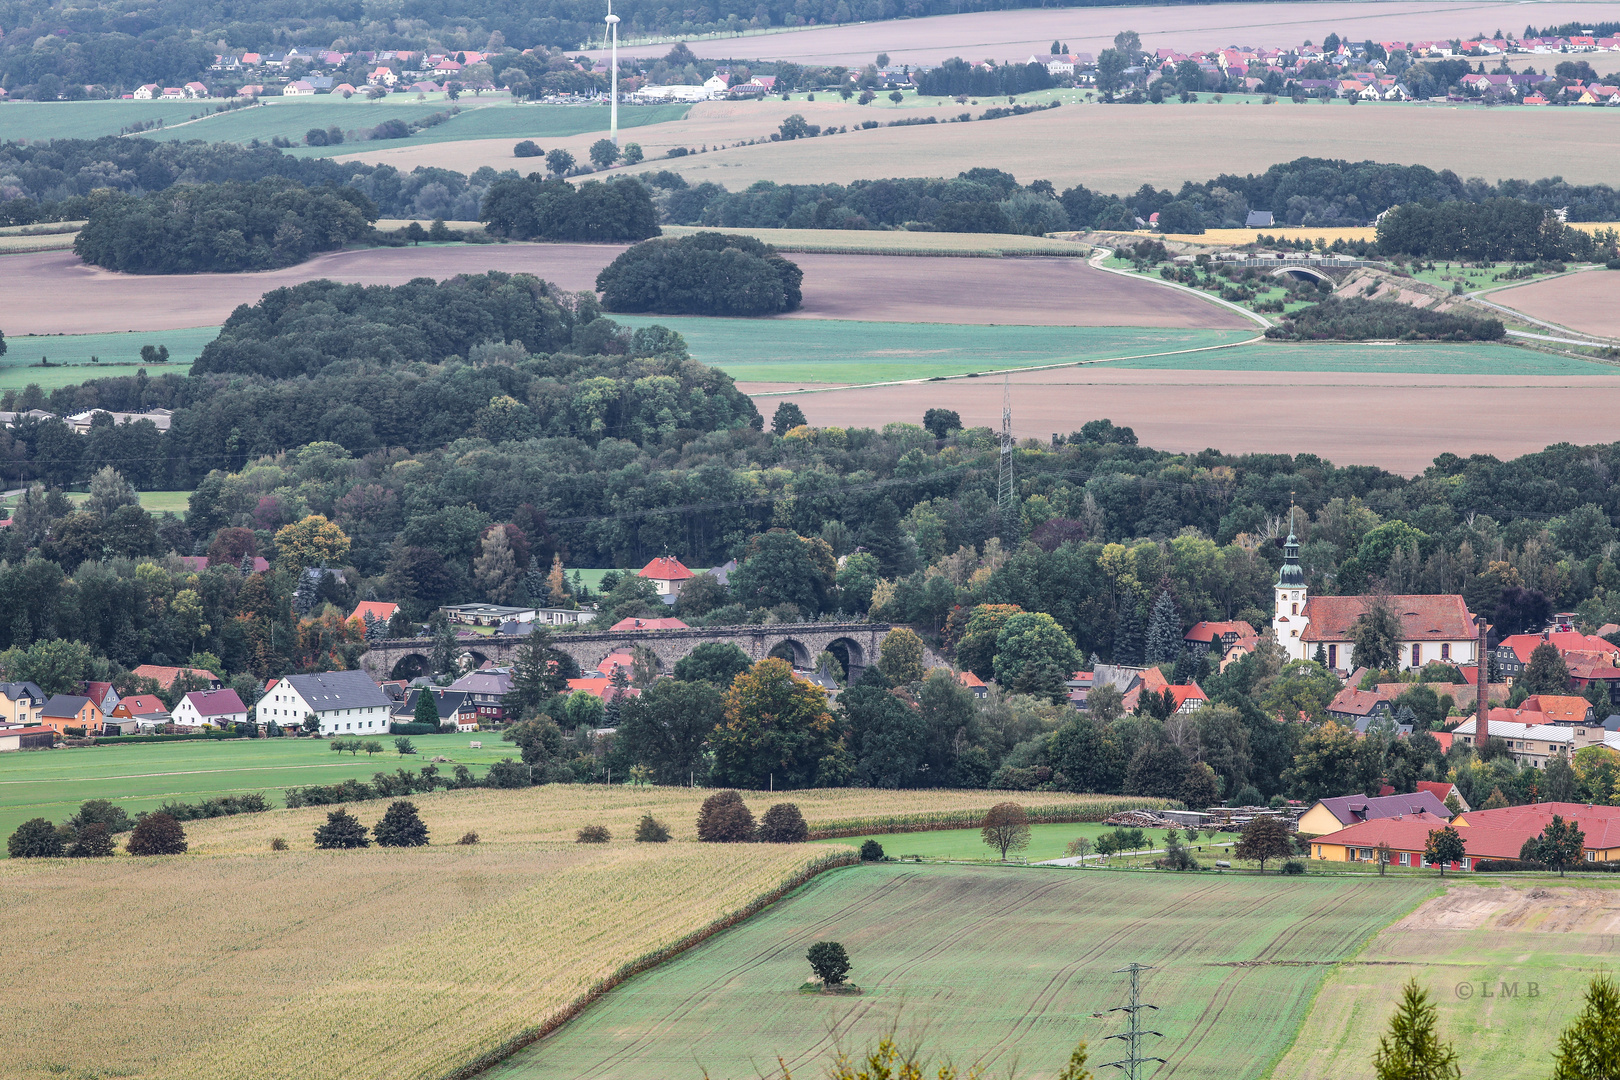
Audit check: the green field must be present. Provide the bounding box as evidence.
[611,317,1257,383]
[63,489,194,514]
[1112,339,1613,375]
[487,863,1434,1080]
[0,100,200,141]
[0,733,512,849]
[815,821,1233,863]
[0,327,214,391]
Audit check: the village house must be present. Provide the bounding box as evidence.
[351,600,400,627]
[0,682,47,727]
[1449,713,1615,766]
[0,724,54,751]
[1325,686,1394,728]
[1296,789,1453,835]
[256,670,391,735]
[132,664,221,691]
[40,694,104,736]
[638,556,694,600]
[110,694,170,731]
[171,688,248,729]
[82,680,119,717]
[448,666,514,723]
[395,687,478,729]
[1182,620,1254,663]
[1313,801,1620,869]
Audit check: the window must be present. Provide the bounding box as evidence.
[1399,852,1409,865]
[1291,603,1298,615]
[1441,643,1451,660]
[1587,851,1596,862]
[1461,858,1471,870]
[1411,644,1422,666]
[1327,644,1338,668]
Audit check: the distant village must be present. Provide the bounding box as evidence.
[4,29,1618,106]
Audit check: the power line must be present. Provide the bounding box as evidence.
[1100,963,1165,1080]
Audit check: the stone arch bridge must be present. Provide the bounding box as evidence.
[358,623,894,683]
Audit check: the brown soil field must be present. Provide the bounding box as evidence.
[344,99,1620,194]
[589,2,1612,67]
[744,367,1620,474]
[1489,270,1620,339]
[0,247,1235,335]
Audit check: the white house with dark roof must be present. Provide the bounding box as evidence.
[172,688,247,729]
[256,670,391,735]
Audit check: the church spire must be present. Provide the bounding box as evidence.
[1277,499,1304,587]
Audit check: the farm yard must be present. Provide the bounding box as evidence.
[1271,884,1620,1080]
[483,863,1434,1080]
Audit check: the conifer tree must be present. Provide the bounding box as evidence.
[413,689,441,728]
[1372,980,1460,1080]
[1114,595,1144,665]
[1143,586,1181,665]
[1552,973,1620,1080]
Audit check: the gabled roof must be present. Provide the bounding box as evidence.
[182,689,246,717]
[1459,801,1620,850]
[0,681,45,703]
[1167,685,1206,709]
[1311,814,1525,859]
[351,601,399,623]
[1498,631,1618,664]
[448,669,513,695]
[43,695,94,718]
[1183,620,1254,643]
[1520,694,1594,724]
[1327,687,1389,717]
[1309,789,1451,827]
[282,670,389,711]
[958,671,986,688]
[133,664,219,689]
[399,688,473,715]
[1415,780,1468,811]
[113,694,167,717]
[638,556,693,581]
[1301,595,1475,643]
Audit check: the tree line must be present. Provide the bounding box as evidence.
[1264,297,1506,342]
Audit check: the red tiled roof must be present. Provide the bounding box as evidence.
[1183,620,1254,644]
[1520,695,1594,724]
[1301,594,1475,643]
[596,651,635,677]
[112,694,166,717]
[565,677,639,702]
[1328,687,1388,717]
[1167,685,1206,710]
[638,556,693,581]
[1430,731,1454,752]
[608,617,689,632]
[1415,780,1466,810]
[1499,631,1619,664]
[958,671,986,688]
[351,601,399,623]
[1312,814,1530,861]
[1459,802,1620,851]
[183,688,246,717]
[132,664,219,689]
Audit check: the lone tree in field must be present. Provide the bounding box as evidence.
[314,807,370,849]
[758,802,809,843]
[126,812,187,856]
[1423,826,1466,876]
[806,941,851,985]
[635,814,671,842]
[373,800,429,847]
[981,801,1031,860]
[1551,973,1620,1080]
[7,817,64,858]
[1373,979,1460,1080]
[696,789,756,842]
[1536,814,1586,877]
[1233,815,1291,873]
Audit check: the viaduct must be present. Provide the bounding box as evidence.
[357,622,895,682]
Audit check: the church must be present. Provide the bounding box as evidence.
[1272,524,1480,673]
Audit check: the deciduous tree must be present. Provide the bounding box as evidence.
[1233,814,1291,872]
[1423,826,1465,876]
[711,659,837,788]
[696,789,755,841]
[126,812,187,855]
[981,800,1030,859]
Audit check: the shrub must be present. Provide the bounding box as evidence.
[1281,859,1305,875]
[457,830,481,845]
[126,812,188,855]
[595,232,803,316]
[313,807,370,849]
[373,800,430,847]
[758,802,809,843]
[806,940,851,985]
[514,139,543,157]
[270,836,288,851]
[635,813,672,842]
[484,758,534,788]
[8,817,64,858]
[67,822,116,857]
[859,839,885,861]
[696,789,756,842]
[577,824,612,843]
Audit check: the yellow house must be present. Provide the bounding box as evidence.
[1297,789,1453,836]
[0,682,46,727]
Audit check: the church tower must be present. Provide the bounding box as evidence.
[1273,506,1309,662]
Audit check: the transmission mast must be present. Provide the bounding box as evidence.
[997,374,1014,535]
[1101,963,1165,1080]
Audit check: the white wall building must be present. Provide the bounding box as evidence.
[256,670,392,736]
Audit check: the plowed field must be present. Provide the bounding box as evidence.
[1489,270,1620,339]
[485,864,1430,1080]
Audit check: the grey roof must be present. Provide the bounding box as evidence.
[1312,789,1450,826]
[43,694,93,717]
[1090,664,1144,693]
[0,681,45,703]
[397,688,473,716]
[710,559,737,586]
[449,669,513,696]
[1245,210,1275,227]
[285,670,389,711]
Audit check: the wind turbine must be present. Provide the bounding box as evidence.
[605,0,620,146]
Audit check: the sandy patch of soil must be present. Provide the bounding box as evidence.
[745,368,1620,474]
[1388,884,1620,935]
[1490,271,1620,339]
[0,247,1240,335]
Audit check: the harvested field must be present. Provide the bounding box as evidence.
[1272,884,1620,1080]
[485,863,1432,1080]
[746,358,1620,475]
[587,2,1609,67]
[0,248,1239,335]
[1489,270,1620,339]
[663,223,1088,256]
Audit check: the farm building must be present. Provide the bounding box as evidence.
[0,725,54,751]
[1297,789,1452,835]
[256,670,391,736]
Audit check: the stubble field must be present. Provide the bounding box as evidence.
[482,862,1435,1080]
[1488,270,1620,339]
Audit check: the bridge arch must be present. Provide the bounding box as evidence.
[388,652,430,681]
[824,636,869,681]
[1271,265,1332,284]
[765,637,814,668]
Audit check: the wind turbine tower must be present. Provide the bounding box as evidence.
[606,0,620,146]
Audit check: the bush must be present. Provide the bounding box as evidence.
[270,836,288,851]
[514,139,543,157]
[696,789,756,842]
[457,831,481,845]
[313,807,370,849]
[577,824,612,843]
[758,802,809,843]
[859,839,885,861]
[484,758,534,788]
[1265,297,1504,342]
[8,817,64,858]
[373,800,430,847]
[371,118,410,140]
[806,940,851,985]
[73,179,377,274]
[126,812,188,855]
[158,792,269,820]
[1281,860,1305,875]
[1607,257,1620,270]
[595,232,803,316]
[635,813,672,842]
[67,822,116,857]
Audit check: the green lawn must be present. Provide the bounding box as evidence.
[63,490,194,514]
[611,317,1256,384]
[485,862,1434,1080]
[0,327,214,391]
[815,821,1233,863]
[0,733,514,851]
[0,100,201,141]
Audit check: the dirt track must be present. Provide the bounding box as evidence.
[587,2,1610,67]
[745,367,1620,475]
[1491,271,1620,339]
[0,247,1240,334]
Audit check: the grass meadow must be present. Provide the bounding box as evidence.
[63,490,193,514]
[815,821,1234,863]
[0,326,214,390]
[487,863,1437,1080]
